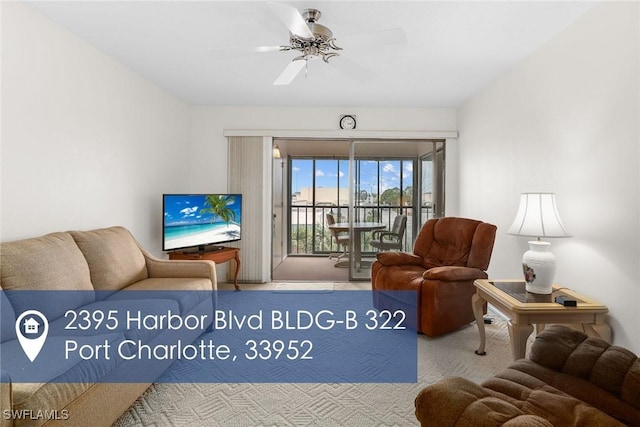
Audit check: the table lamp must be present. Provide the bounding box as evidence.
[508,193,571,294]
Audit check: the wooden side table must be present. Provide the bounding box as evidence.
[168,247,241,291]
[472,279,609,360]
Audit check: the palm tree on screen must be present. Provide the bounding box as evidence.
[200,195,236,225]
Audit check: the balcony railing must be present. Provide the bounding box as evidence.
[290,205,431,256]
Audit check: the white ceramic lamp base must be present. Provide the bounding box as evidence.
[522,241,556,294]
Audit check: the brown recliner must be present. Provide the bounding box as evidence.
[371,217,497,337]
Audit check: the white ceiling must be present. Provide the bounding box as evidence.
[26,1,596,108]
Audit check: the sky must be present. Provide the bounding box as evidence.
[291,159,416,196]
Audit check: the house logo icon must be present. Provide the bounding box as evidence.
[15,310,49,362]
[24,317,40,334]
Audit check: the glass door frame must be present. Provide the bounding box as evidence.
[418,140,446,227]
[347,139,427,281]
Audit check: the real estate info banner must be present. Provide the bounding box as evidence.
[1,290,417,383]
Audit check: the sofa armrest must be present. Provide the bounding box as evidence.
[141,250,217,290]
[529,325,640,410]
[422,266,488,282]
[1,370,13,427]
[415,377,552,427]
[375,252,424,267]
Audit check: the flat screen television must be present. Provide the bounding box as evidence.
[163,194,242,252]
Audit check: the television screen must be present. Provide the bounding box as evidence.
[163,194,242,252]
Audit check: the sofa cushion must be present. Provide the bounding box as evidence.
[5,333,125,423]
[70,227,148,296]
[482,363,627,426]
[526,325,640,425]
[493,360,640,426]
[414,376,555,427]
[0,232,95,320]
[106,278,212,313]
[2,333,124,384]
[416,374,625,426]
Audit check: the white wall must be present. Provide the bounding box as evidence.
[458,2,639,352]
[189,106,457,190]
[1,2,191,255]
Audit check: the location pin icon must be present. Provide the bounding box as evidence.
[15,310,49,362]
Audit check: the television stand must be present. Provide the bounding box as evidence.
[194,245,224,253]
[168,247,241,291]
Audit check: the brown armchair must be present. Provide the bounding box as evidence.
[371,217,497,337]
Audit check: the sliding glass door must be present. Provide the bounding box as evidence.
[348,141,418,280]
[283,138,445,281]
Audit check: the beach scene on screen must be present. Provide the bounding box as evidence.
[164,194,241,250]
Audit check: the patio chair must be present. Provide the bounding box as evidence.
[326,213,349,265]
[370,214,407,251]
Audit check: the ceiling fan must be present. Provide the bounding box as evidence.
[235,2,408,86]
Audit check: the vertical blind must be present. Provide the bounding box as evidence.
[227,136,271,283]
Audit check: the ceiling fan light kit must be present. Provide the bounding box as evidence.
[283,9,342,63]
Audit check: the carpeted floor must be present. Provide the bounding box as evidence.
[272,257,350,282]
[273,282,334,292]
[113,282,521,426]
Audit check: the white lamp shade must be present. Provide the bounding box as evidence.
[508,193,570,238]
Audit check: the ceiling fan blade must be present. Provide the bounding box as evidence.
[267,2,314,39]
[253,45,284,53]
[209,45,282,54]
[207,45,283,61]
[273,60,306,85]
[339,28,408,51]
[331,57,375,82]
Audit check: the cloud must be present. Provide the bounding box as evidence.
[383,163,397,174]
[316,169,325,177]
[180,206,199,216]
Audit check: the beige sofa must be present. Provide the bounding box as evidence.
[0,226,217,427]
[415,325,640,426]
